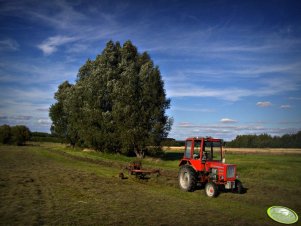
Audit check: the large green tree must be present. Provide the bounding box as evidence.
[49,40,172,157]
[49,81,72,136]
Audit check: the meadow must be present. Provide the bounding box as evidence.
[0,143,300,225]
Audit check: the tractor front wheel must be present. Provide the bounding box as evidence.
[178,165,197,192]
[205,182,218,198]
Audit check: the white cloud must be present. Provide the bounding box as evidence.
[256,101,272,107]
[220,118,237,123]
[37,35,77,55]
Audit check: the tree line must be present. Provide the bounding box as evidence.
[226,131,301,148]
[49,40,172,158]
[0,124,31,146]
[30,132,62,143]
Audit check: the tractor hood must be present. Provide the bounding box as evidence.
[206,161,237,181]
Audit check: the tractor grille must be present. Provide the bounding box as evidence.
[226,165,235,179]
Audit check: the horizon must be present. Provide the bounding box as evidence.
[1,0,301,140]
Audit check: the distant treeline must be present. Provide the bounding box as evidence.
[2,123,300,149]
[161,138,185,147]
[30,132,62,143]
[0,124,31,146]
[0,125,62,145]
[163,131,301,148]
[226,131,301,148]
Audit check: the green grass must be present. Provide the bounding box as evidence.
[1,143,301,225]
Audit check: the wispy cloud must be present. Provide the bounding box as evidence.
[167,80,299,101]
[11,115,33,120]
[280,104,291,109]
[0,58,77,85]
[289,97,301,100]
[36,108,49,112]
[0,38,19,51]
[170,121,300,140]
[38,119,51,125]
[37,35,78,55]
[171,107,215,113]
[1,0,301,137]
[166,64,301,101]
[0,0,88,30]
[167,85,252,101]
[0,114,33,124]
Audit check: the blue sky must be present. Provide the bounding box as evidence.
[0,0,301,140]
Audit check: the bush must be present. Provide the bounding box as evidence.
[0,124,31,146]
[11,125,31,145]
[0,124,12,144]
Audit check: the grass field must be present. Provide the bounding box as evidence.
[1,143,301,225]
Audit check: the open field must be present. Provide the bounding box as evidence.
[1,143,301,225]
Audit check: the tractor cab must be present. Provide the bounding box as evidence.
[180,137,224,171]
[178,137,244,197]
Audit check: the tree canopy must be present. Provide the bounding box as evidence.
[49,40,172,157]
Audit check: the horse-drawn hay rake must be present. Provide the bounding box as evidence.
[120,161,160,179]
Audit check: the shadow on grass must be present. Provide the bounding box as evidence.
[218,185,249,196]
[162,152,183,161]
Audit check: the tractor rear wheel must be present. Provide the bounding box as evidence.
[178,165,197,192]
[205,182,218,198]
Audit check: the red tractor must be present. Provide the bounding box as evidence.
[178,137,243,197]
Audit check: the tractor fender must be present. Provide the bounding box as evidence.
[179,160,198,171]
[179,159,190,167]
[179,159,203,172]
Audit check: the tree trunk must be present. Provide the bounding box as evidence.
[134,144,145,159]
